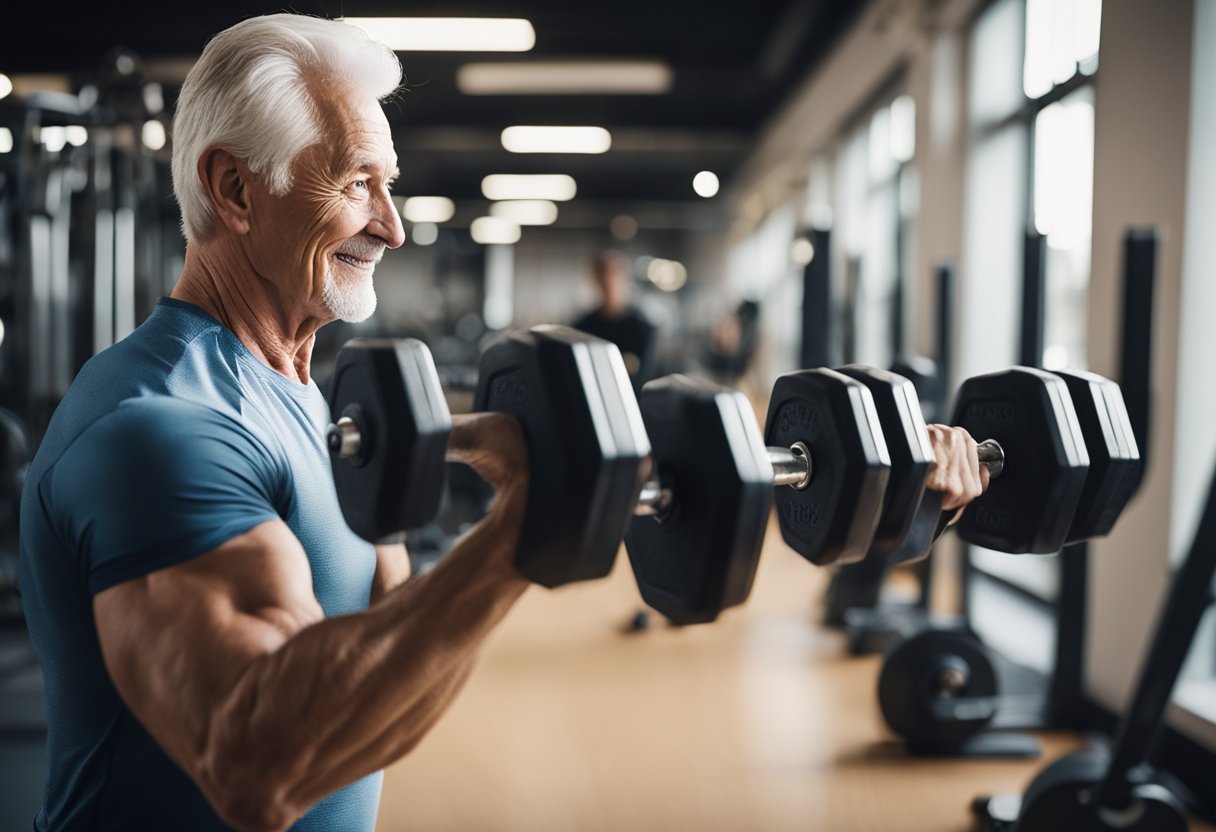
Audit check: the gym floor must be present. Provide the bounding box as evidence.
[375,519,1216,832]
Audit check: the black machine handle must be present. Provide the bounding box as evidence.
[1094,468,1216,813]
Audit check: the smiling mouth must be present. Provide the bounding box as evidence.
[335,252,376,269]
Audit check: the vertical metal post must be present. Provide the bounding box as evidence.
[842,256,861,365]
[799,228,833,369]
[935,262,954,408]
[1019,230,1046,368]
[1119,228,1157,490]
[1048,540,1087,726]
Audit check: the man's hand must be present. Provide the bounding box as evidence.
[447,411,529,494]
[445,411,530,576]
[924,424,991,523]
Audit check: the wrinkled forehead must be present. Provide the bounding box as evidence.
[307,80,397,170]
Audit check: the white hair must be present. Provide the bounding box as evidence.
[171,14,402,242]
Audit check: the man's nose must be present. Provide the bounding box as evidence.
[369,190,406,249]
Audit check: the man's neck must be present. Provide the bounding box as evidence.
[171,242,328,385]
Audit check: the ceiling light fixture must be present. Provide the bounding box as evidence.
[458,61,672,95]
[481,174,577,202]
[470,216,522,245]
[343,18,535,52]
[501,126,611,154]
[142,121,166,151]
[693,170,720,198]
[490,200,558,226]
[410,222,439,246]
[401,196,456,223]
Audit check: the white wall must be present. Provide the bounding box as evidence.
[1173,0,1216,565]
[1083,0,1200,739]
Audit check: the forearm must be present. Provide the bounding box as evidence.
[200,505,527,827]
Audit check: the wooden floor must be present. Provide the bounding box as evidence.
[378,520,1212,832]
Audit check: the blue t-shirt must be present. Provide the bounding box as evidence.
[19,298,381,830]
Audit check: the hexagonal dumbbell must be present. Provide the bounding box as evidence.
[327,338,453,542]
[834,365,937,565]
[948,367,1091,553]
[475,325,651,588]
[624,375,775,625]
[625,370,899,625]
[332,327,652,588]
[764,369,893,567]
[1052,369,1142,544]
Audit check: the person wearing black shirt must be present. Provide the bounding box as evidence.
[571,250,659,391]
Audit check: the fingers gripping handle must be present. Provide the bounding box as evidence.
[931,438,1005,541]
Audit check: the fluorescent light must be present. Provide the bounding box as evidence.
[411,222,439,246]
[490,200,558,226]
[40,126,67,153]
[401,196,455,223]
[344,18,535,52]
[481,174,576,201]
[889,95,916,164]
[0,74,11,100]
[693,170,719,198]
[64,126,88,147]
[0,127,12,154]
[458,61,672,95]
[142,120,166,151]
[791,238,815,266]
[647,258,687,292]
[470,216,521,245]
[501,126,611,154]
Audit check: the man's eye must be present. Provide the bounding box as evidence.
[352,180,369,190]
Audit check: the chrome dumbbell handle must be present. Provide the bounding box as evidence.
[634,441,812,519]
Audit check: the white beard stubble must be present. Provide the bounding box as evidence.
[322,268,378,323]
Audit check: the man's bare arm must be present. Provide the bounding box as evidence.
[370,541,410,603]
[94,413,528,832]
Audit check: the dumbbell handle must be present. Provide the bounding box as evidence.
[975,439,1005,478]
[634,442,812,518]
[636,437,1003,520]
[328,417,361,458]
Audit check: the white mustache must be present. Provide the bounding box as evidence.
[334,239,386,263]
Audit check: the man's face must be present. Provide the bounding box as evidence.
[595,259,630,310]
[247,80,405,323]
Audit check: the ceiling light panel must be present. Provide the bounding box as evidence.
[481,174,577,201]
[471,216,522,245]
[501,126,611,154]
[458,61,672,95]
[490,200,559,226]
[401,196,456,223]
[343,18,535,52]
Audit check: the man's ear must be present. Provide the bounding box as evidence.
[197,147,252,235]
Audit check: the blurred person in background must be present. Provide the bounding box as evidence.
[571,250,659,390]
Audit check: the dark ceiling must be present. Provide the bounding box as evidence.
[3,1,862,226]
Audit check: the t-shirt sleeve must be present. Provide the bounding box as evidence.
[46,396,291,595]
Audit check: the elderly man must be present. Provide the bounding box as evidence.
[19,14,530,831]
[18,13,988,832]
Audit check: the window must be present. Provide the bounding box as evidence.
[961,0,1100,675]
[825,90,918,370]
